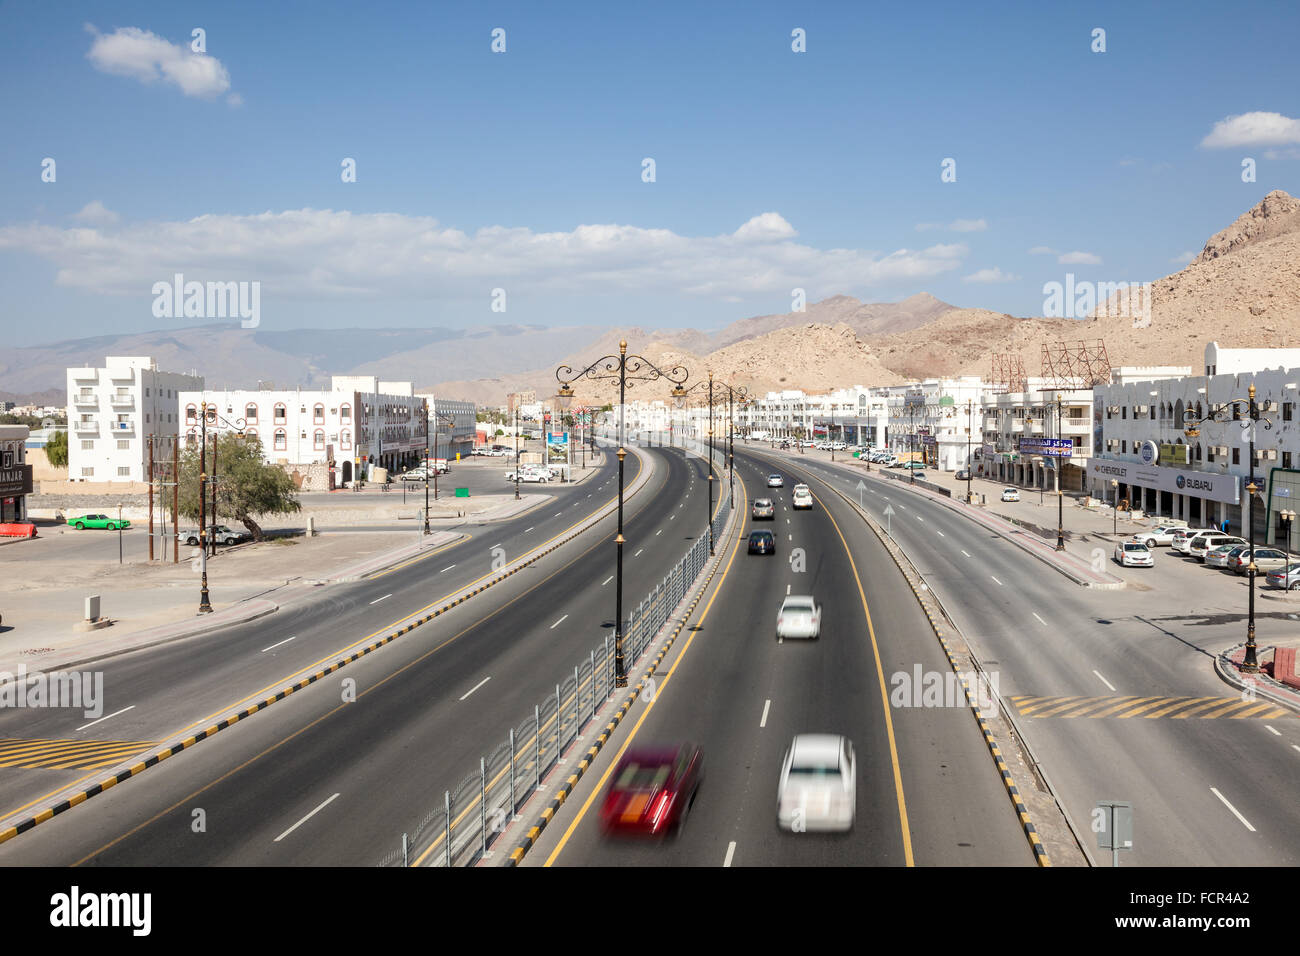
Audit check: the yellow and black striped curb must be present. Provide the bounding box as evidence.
[812,471,1051,867]
[0,451,659,849]
[1010,695,1293,720]
[506,499,738,867]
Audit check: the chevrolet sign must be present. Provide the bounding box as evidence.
[1088,458,1240,504]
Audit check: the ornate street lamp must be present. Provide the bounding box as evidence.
[556,342,690,689]
[1027,391,1070,552]
[194,401,245,613]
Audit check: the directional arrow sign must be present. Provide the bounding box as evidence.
[856,480,867,507]
[882,503,895,535]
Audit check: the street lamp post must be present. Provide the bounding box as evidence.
[1027,392,1069,551]
[1280,509,1296,585]
[195,402,245,613]
[1184,383,1273,674]
[966,398,974,505]
[556,342,690,689]
[514,406,521,500]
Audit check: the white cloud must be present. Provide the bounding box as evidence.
[227,92,244,108]
[0,209,969,302]
[733,212,797,241]
[1028,245,1058,256]
[1263,146,1300,160]
[962,267,1018,283]
[915,218,986,232]
[72,200,119,226]
[1058,250,1102,265]
[85,25,233,100]
[1201,111,1300,148]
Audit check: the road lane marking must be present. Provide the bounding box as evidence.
[1031,612,1046,626]
[1093,670,1116,692]
[990,575,1003,586]
[369,594,392,605]
[961,550,971,557]
[551,614,569,629]
[76,706,136,733]
[760,699,771,728]
[440,565,456,572]
[723,841,736,867]
[936,531,944,537]
[655,529,662,535]
[635,549,643,557]
[1210,787,1256,832]
[260,636,296,653]
[1265,725,1280,736]
[786,584,791,594]
[459,677,491,701]
[524,527,534,533]
[602,576,613,586]
[555,512,562,517]
[670,514,675,520]
[274,792,340,843]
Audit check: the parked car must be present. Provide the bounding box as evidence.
[767,474,784,488]
[599,744,702,837]
[1114,541,1154,567]
[776,595,821,639]
[1132,524,1189,548]
[1231,547,1290,575]
[1188,534,1247,561]
[792,485,814,510]
[397,468,428,481]
[179,525,249,546]
[1171,528,1224,554]
[1265,562,1300,590]
[1000,488,1020,502]
[67,514,130,530]
[904,461,926,471]
[777,734,855,832]
[751,498,776,520]
[748,530,776,555]
[955,469,971,481]
[1205,545,1249,569]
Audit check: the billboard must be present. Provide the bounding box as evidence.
[546,431,569,463]
[1086,458,1240,504]
[1019,437,1073,457]
[1159,443,1190,466]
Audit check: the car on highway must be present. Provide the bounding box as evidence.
[1000,488,1020,502]
[752,498,775,520]
[748,530,776,555]
[792,484,814,510]
[1265,562,1300,590]
[1132,524,1190,548]
[1231,547,1290,575]
[1205,544,1248,569]
[1188,534,1246,561]
[67,514,130,530]
[777,734,855,832]
[1113,541,1154,567]
[767,474,784,488]
[776,595,821,639]
[599,743,702,837]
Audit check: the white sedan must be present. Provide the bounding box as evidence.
[1114,541,1154,567]
[777,734,856,832]
[1000,488,1020,502]
[767,474,784,488]
[776,595,821,639]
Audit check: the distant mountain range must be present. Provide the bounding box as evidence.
[4,190,1298,408]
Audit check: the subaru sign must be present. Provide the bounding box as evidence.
[1087,458,1240,504]
[1138,440,1159,466]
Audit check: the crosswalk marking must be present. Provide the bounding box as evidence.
[0,736,157,770]
[1009,696,1290,720]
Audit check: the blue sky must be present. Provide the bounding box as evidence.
[1,0,1298,347]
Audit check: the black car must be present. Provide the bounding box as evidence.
[748,530,776,555]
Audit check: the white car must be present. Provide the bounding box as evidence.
[1114,541,1154,567]
[397,468,428,481]
[776,595,821,639]
[777,734,856,833]
[792,485,813,510]
[1000,488,1020,502]
[767,474,784,488]
[1131,525,1188,548]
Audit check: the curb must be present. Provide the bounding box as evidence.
[0,448,660,848]
[505,477,738,867]
[1213,646,1300,716]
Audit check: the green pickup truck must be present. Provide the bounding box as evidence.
[67,513,130,530]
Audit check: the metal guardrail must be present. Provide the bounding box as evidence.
[378,438,729,866]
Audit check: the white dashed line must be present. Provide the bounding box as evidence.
[723,841,737,867]
[656,529,662,535]
[1031,612,1046,626]
[369,594,392,605]
[460,677,491,701]
[760,699,771,728]
[936,531,945,537]
[76,706,135,732]
[1210,788,1256,832]
[602,576,613,586]
[1093,670,1117,692]
[635,549,643,557]
[551,614,569,629]
[524,527,534,533]
[961,550,971,557]
[990,575,1003,586]
[275,793,340,843]
[440,564,456,572]
[1265,725,1280,736]
[261,636,296,653]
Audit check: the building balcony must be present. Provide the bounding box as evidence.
[74,420,99,433]
[109,394,134,408]
[108,421,135,435]
[73,394,98,407]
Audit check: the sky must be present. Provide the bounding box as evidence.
[1,0,1298,348]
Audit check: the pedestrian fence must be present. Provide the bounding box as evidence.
[378,439,731,866]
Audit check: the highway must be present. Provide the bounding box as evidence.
[531,447,1035,866]
[736,446,1300,866]
[0,442,722,864]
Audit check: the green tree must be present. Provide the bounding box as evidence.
[45,429,68,468]
[178,433,300,541]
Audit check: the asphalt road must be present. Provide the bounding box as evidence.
[743,446,1300,867]
[532,448,1034,867]
[0,442,724,864]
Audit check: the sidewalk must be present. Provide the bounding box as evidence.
[1215,635,1300,714]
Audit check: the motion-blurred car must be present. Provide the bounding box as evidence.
[67,514,129,530]
[776,595,821,639]
[1205,544,1248,569]
[1231,547,1290,575]
[1265,562,1300,590]
[752,498,775,520]
[777,734,855,832]
[792,485,813,510]
[767,474,784,488]
[600,744,702,837]
[1113,541,1153,567]
[1000,488,1020,502]
[748,530,776,555]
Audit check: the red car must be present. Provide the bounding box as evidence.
[599,744,702,836]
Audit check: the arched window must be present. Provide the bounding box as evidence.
[314,403,325,424]
[274,428,287,451]
[340,429,352,450]
[185,404,197,424]
[245,427,258,444]
[340,403,351,424]
[245,403,258,424]
[314,429,325,450]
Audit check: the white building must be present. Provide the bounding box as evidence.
[67,356,204,482]
[0,424,33,522]
[976,379,1096,491]
[179,376,428,488]
[1089,342,1300,546]
[425,397,477,459]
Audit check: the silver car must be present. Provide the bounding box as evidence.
[777,734,856,833]
[776,595,821,639]
[1205,545,1247,569]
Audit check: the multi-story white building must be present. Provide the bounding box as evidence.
[1090,342,1300,546]
[179,376,428,488]
[976,379,1097,491]
[425,397,477,459]
[66,356,204,482]
[0,424,33,522]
